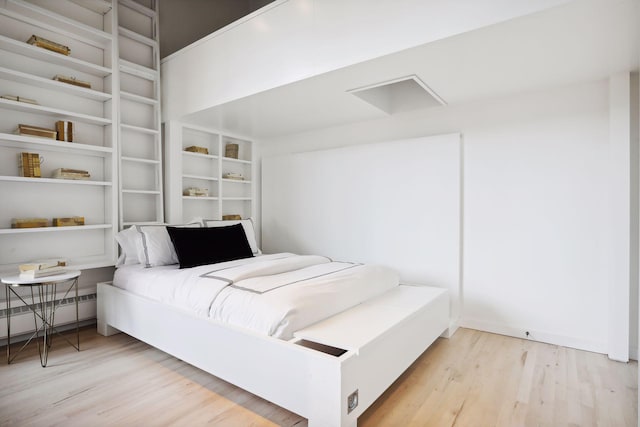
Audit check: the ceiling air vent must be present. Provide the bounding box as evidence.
[347,75,445,115]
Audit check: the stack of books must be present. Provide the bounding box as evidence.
[18,124,57,139]
[18,152,42,178]
[52,216,84,227]
[19,260,67,279]
[222,172,244,181]
[56,121,73,142]
[53,74,91,89]
[52,168,90,180]
[1,95,38,105]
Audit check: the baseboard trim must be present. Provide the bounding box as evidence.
[460,318,608,356]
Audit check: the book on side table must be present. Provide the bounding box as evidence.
[19,260,67,279]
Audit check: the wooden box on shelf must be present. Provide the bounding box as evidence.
[11,218,48,228]
[52,217,85,227]
[18,124,57,139]
[27,35,70,56]
[184,146,208,155]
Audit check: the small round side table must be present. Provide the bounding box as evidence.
[1,270,81,367]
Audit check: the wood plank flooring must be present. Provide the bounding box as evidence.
[0,326,636,426]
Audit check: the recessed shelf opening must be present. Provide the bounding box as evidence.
[348,75,445,115]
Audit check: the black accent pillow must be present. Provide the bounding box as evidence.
[166,223,254,268]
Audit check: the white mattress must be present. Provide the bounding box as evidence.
[113,253,399,339]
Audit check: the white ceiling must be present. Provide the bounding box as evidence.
[182,0,639,139]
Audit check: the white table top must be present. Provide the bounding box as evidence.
[1,270,81,285]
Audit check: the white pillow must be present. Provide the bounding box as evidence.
[135,222,202,268]
[115,226,142,267]
[203,218,260,255]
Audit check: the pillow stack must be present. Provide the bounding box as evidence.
[115,218,260,269]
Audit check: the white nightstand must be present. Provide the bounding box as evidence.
[1,270,81,367]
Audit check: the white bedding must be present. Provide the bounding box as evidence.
[113,253,399,339]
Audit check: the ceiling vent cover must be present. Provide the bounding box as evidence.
[347,75,445,115]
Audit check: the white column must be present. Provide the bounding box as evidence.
[608,72,631,362]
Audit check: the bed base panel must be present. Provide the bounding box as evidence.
[97,283,449,426]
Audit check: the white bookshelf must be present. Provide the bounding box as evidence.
[164,122,255,223]
[0,0,118,273]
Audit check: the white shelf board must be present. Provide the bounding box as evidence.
[222,157,251,165]
[0,132,113,155]
[182,151,218,160]
[183,196,219,201]
[120,123,159,135]
[183,174,218,181]
[0,224,112,235]
[0,98,111,126]
[121,189,161,195]
[69,0,113,15]
[120,91,157,105]
[221,197,252,201]
[119,60,157,81]
[222,178,251,184]
[0,34,112,77]
[5,0,113,47]
[119,0,156,18]
[0,176,111,186]
[121,156,160,165]
[121,221,162,227]
[118,26,157,48]
[0,66,112,101]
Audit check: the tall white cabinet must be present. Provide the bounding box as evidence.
[0,0,161,274]
[164,122,254,224]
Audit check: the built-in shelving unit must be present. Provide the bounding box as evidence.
[116,0,162,228]
[0,0,162,274]
[164,122,255,223]
[0,0,118,273]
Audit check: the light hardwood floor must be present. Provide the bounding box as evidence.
[0,326,636,426]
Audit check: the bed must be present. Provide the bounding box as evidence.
[97,220,450,427]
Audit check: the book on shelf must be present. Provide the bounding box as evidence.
[11,218,49,228]
[1,95,38,105]
[18,152,42,178]
[222,214,242,220]
[183,187,209,197]
[52,216,84,227]
[222,172,244,181]
[51,168,90,180]
[55,121,73,142]
[184,146,209,155]
[17,124,57,139]
[27,35,70,56]
[53,74,91,89]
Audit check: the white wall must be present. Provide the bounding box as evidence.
[259,79,636,356]
[262,134,462,330]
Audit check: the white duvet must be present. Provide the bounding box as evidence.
[113,253,399,339]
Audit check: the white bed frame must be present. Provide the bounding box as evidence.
[97,282,449,427]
